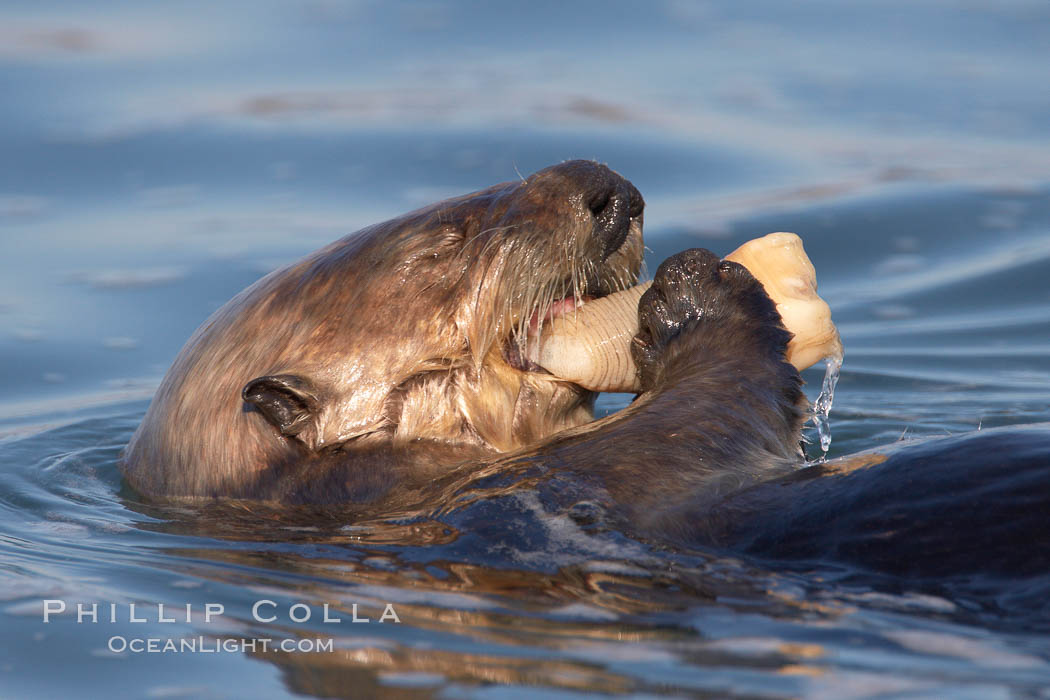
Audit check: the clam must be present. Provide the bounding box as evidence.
[528,233,843,392]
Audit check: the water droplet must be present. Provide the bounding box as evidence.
[811,353,842,463]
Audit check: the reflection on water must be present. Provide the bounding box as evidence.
[3,0,1050,697]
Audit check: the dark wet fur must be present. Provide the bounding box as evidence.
[705,426,1050,580]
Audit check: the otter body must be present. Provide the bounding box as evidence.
[122,161,1050,580]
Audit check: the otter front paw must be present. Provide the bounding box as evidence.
[631,248,788,391]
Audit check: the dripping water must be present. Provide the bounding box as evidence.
[811,353,842,463]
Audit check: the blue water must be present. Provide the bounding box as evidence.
[2,2,1050,697]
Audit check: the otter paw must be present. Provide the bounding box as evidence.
[630,248,785,390]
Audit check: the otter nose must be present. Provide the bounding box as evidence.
[587,177,644,261]
[538,160,645,259]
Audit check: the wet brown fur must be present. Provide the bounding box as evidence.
[121,161,806,536]
[122,162,645,499]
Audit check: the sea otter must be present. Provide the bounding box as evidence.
[123,160,651,499]
[122,160,1050,579]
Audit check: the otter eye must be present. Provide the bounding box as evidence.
[242,374,319,438]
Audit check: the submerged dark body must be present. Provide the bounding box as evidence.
[122,161,1050,583]
[719,427,1050,579]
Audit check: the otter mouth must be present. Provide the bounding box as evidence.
[500,203,645,380]
[504,294,593,374]
[503,266,631,378]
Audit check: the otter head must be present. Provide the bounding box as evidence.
[122,160,643,497]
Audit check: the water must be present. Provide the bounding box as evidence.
[3,1,1050,697]
[812,355,842,460]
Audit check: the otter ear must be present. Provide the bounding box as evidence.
[242,374,320,443]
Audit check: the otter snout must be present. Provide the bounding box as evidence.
[528,160,645,260]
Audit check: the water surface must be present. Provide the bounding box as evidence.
[3,1,1050,697]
